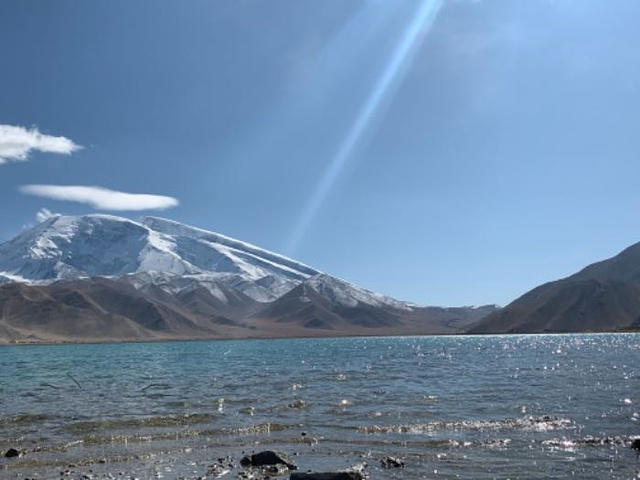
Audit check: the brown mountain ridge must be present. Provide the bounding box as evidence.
[0,277,497,344]
[468,241,640,334]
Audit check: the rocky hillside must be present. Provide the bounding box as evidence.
[468,241,640,334]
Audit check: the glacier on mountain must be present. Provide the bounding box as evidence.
[0,214,411,309]
[0,214,326,301]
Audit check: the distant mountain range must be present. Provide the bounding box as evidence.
[6,214,636,341]
[468,241,640,334]
[0,214,496,343]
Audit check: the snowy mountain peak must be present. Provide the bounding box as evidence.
[0,214,420,311]
[0,214,152,280]
[0,214,319,300]
[141,216,319,278]
[305,273,413,310]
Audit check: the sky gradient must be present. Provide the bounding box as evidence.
[1,0,640,307]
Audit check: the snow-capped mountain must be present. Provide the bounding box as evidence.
[303,273,411,311]
[0,214,498,343]
[0,214,320,302]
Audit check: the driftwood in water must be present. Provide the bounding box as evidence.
[66,372,83,389]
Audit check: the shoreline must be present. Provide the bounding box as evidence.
[1,329,638,348]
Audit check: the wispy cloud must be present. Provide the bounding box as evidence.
[35,208,59,222]
[0,125,82,164]
[20,185,179,211]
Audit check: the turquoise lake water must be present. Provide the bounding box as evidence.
[0,334,638,479]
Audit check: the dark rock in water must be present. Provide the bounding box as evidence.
[264,464,290,475]
[240,450,296,469]
[288,399,308,409]
[290,472,363,480]
[380,455,404,468]
[4,448,22,458]
[631,438,640,451]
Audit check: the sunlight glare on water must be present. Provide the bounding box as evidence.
[0,334,638,479]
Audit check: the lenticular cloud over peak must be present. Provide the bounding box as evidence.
[20,185,179,211]
[0,124,82,164]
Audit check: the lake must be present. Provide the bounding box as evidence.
[0,334,638,479]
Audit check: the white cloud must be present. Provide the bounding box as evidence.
[0,124,81,164]
[36,208,58,222]
[20,185,179,211]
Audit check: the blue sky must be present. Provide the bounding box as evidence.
[1,0,639,307]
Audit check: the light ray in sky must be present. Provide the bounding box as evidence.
[284,0,444,255]
[222,1,394,172]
